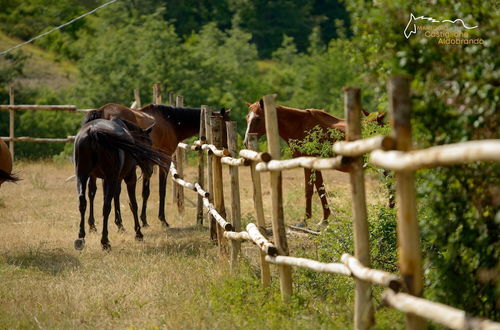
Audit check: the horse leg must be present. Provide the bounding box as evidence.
[114,181,125,231]
[74,175,89,250]
[125,171,143,241]
[158,164,170,227]
[313,170,331,226]
[140,175,151,227]
[87,177,97,232]
[101,179,116,250]
[299,168,315,227]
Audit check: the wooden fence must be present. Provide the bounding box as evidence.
[2,81,499,329]
[0,86,94,160]
[166,77,500,330]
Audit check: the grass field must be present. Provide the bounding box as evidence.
[0,160,404,329]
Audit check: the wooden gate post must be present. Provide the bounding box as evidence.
[196,106,207,227]
[262,94,293,301]
[248,133,272,287]
[133,88,141,109]
[226,121,242,271]
[389,76,425,330]
[210,115,226,254]
[175,95,185,215]
[344,87,375,330]
[205,107,214,235]
[9,87,14,160]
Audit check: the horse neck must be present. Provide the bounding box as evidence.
[275,106,310,143]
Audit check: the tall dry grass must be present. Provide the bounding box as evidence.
[0,159,396,329]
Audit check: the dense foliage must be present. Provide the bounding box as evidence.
[0,0,497,320]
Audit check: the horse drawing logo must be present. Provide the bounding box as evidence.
[404,13,478,39]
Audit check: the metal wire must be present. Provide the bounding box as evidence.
[0,0,119,56]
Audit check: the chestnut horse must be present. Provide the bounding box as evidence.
[74,117,168,250]
[85,103,230,229]
[243,100,385,226]
[0,138,19,187]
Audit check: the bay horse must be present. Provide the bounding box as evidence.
[0,138,19,187]
[243,99,385,226]
[85,103,230,229]
[73,117,168,250]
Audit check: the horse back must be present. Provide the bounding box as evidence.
[307,109,346,132]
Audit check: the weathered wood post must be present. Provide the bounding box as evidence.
[175,95,185,215]
[344,87,375,330]
[168,92,175,106]
[210,115,226,253]
[196,106,207,226]
[170,92,178,206]
[226,121,242,271]
[248,133,272,287]
[133,88,141,108]
[9,87,14,160]
[204,107,214,235]
[262,94,293,301]
[389,75,425,330]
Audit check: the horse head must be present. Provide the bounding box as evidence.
[243,99,267,147]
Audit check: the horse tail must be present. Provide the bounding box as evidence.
[0,169,20,183]
[88,128,169,177]
[82,109,104,125]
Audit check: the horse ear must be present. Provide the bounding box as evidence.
[245,102,252,107]
[144,123,155,135]
[259,99,264,110]
[220,107,226,117]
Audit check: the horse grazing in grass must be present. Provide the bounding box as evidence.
[243,100,385,226]
[0,138,19,188]
[73,117,168,250]
[86,103,230,229]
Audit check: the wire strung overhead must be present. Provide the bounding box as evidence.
[0,0,119,56]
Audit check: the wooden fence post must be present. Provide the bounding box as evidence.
[175,95,185,215]
[170,92,178,206]
[344,87,375,330]
[133,88,141,108]
[226,121,242,271]
[262,94,293,301]
[205,108,214,237]
[210,115,226,254]
[9,87,14,160]
[248,133,272,287]
[196,106,207,227]
[389,75,425,330]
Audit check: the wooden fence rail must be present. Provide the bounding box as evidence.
[165,77,499,330]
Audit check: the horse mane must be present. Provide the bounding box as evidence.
[82,109,104,125]
[148,104,201,127]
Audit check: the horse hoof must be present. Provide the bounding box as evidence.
[135,234,144,241]
[117,226,126,233]
[161,221,170,228]
[142,222,149,228]
[89,225,97,233]
[317,220,329,227]
[294,221,307,228]
[74,238,85,250]
[102,242,111,250]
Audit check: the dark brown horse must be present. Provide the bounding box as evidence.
[74,117,168,250]
[86,103,230,229]
[243,100,385,226]
[0,138,19,187]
